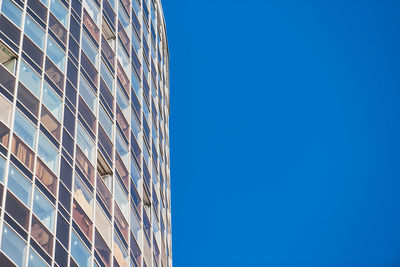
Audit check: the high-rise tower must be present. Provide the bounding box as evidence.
[0,0,171,265]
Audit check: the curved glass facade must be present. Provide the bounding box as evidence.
[0,0,171,265]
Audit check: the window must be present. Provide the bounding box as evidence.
[33,187,56,232]
[116,132,129,167]
[116,84,129,118]
[82,0,100,24]
[130,157,140,187]
[28,248,47,267]
[99,104,113,139]
[130,207,140,241]
[0,41,17,73]
[131,110,140,137]
[38,133,59,174]
[95,203,112,246]
[19,60,41,97]
[71,230,91,267]
[74,173,94,220]
[101,60,114,92]
[117,41,129,74]
[1,224,27,266]
[47,37,66,72]
[0,156,5,183]
[114,179,129,219]
[42,82,62,121]
[81,32,99,67]
[50,0,68,27]
[118,4,130,31]
[1,0,22,27]
[0,94,13,127]
[114,232,128,267]
[76,122,95,164]
[79,75,97,112]
[24,15,45,49]
[14,110,37,148]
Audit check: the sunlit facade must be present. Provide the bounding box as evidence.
[0,0,171,265]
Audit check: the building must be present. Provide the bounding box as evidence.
[0,0,172,265]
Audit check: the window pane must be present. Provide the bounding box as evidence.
[19,60,41,97]
[24,15,45,49]
[28,248,48,267]
[47,37,66,72]
[114,179,128,219]
[116,132,129,167]
[33,187,55,232]
[0,94,13,127]
[79,76,97,112]
[81,32,99,67]
[1,224,27,266]
[50,0,68,27]
[99,104,113,139]
[37,133,59,174]
[95,203,111,246]
[116,84,129,117]
[101,60,114,92]
[42,82,62,121]
[74,173,94,220]
[76,122,95,164]
[82,0,100,24]
[0,156,5,183]
[1,0,22,27]
[71,231,91,267]
[14,110,37,148]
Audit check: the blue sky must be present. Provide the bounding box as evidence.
[163,1,400,266]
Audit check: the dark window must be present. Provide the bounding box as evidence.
[56,212,69,248]
[22,36,43,68]
[58,182,71,212]
[63,106,75,136]
[60,156,72,190]
[69,16,80,43]
[68,35,79,61]
[27,0,47,22]
[55,241,68,267]
[67,60,78,87]
[5,191,29,230]
[62,129,74,155]
[49,13,67,45]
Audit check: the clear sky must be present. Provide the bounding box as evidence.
[163,0,400,266]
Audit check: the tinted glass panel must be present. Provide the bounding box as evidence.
[50,0,68,26]
[14,110,37,148]
[33,187,55,232]
[46,37,66,72]
[19,60,41,97]
[42,82,62,121]
[37,133,59,174]
[1,0,22,27]
[1,224,27,266]
[24,15,45,49]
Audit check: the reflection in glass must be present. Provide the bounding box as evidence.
[50,0,68,26]
[24,15,45,49]
[33,187,56,232]
[47,37,66,72]
[1,224,27,266]
[8,164,32,206]
[19,60,41,97]
[71,230,91,267]
[1,0,22,27]
[38,133,59,174]
[42,82,63,121]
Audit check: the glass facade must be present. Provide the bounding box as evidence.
[0,0,171,266]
